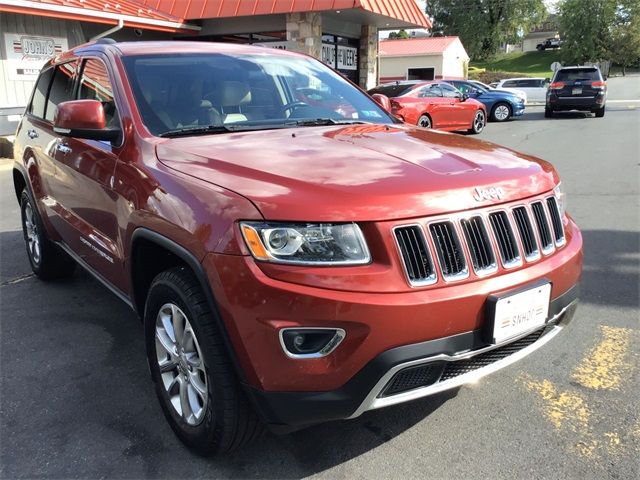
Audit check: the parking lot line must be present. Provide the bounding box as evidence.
[571,325,633,391]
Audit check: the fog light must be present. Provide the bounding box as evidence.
[279,328,346,358]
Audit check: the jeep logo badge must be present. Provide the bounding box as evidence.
[473,186,505,202]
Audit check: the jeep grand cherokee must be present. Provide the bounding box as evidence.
[13,40,582,455]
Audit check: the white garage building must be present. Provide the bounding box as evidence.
[378,36,469,83]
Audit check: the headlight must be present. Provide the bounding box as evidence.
[554,182,566,217]
[240,222,371,265]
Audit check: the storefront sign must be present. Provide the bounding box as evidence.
[3,33,67,81]
[254,40,297,50]
[321,43,336,68]
[337,45,358,70]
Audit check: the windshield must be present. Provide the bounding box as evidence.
[122,53,394,136]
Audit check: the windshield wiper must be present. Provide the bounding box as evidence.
[158,124,234,138]
[289,118,372,127]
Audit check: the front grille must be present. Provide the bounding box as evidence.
[429,222,468,280]
[531,202,554,253]
[488,211,521,266]
[512,206,540,260]
[460,216,496,274]
[546,197,565,244]
[394,225,436,285]
[392,192,567,286]
[379,326,550,398]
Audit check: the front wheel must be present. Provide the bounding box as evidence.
[417,114,432,129]
[145,267,263,455]
[491,102,512,122]
[468,110,486,134]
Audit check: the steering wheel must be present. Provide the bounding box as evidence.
[281,101,308,116]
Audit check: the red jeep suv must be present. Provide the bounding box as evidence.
[13,40,582,454]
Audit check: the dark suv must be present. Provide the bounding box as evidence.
[546,66,607,118]
[13,40,582,455]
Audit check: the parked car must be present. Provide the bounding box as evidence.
[546,66,607,118]
[447,80,526,122]
[368,81,487,134]
[13,40,582,455]
[468,79,528,104]
[537,38,563,51]
[494,78,549,103]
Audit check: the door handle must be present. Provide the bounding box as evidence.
[27,129,39,139]
[56,143,72,155]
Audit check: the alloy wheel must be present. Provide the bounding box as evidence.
[494,104,510,121]
[155,303,208,426]
[474,111,486,132]
[23,202,41,265]
[418,115,432,129]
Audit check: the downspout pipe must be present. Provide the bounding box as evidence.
[91,18,125,41]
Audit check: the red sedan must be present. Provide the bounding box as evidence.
[369,81,487,134]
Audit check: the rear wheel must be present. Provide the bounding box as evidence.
[145,267,263,455]
[20,189,76,280]
[491,102,511,122]
[417,114,432,129]
[594,106,605,118]
[545,107,554,118]
[468,110,486,134]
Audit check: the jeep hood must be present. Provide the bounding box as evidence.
[156,124,558,222]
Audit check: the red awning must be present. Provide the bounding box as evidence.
[0,0,200,33]
[140,0,431,28]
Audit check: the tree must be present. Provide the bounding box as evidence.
[426,0,548,59]
[387,29,411,40]
[559,0,640,70]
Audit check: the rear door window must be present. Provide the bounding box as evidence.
[440,83,461,98]
[502,80,517,88]
[418,85,442,97]
[518,79,544,88]
[28,67,55,118]
[44,62,77,122]
[368,84,414,97]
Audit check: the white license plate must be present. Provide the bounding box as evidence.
[572,88,582,95]
[492,283,551,343]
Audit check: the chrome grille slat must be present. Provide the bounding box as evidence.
[531,201,554,254]
[546,196,566,245]
[429,221,468,281]
[393,225,436,286]
[488,211,521,267]
[460,216,496,274]
[512,206,540,261]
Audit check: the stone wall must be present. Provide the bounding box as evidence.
[286,12,322,58]
[359,24,378,89]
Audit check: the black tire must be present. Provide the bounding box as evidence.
[20,189,76,280]
[491,102,512,122]
[544,107,554,118]
[468,109,486,134]
[417,114,432,129]
[144,267,263,455]
[594,106,605,118]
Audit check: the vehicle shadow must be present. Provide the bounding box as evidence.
[1,228,637,478]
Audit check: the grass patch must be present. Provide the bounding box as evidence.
[471,51,563,78]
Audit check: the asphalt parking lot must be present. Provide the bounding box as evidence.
[1,76,638,480]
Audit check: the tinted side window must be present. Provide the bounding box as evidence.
[78,59,119,127]
[45,62,77,122]
[368,84,414,97]
[518,79,544,88]
[29,67,55,118]
[440,84,460,98]
[419,85,442,97]
[502,80,517,88]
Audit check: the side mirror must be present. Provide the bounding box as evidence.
[53,100,120,142]
[372,93,392,112]
[544,78,551,84]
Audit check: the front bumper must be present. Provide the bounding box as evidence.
[248,287,578,428]
[513,104,526,116]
